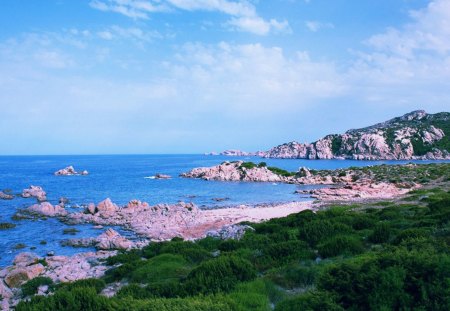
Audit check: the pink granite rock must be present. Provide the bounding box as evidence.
[96,198,118,213]
[54,166,89,176]
[27,202,68,217]
[22,186,47,202]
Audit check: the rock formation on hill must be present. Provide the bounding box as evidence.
[217,111,449,160]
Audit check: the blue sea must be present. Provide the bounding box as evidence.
[0,154,447,267]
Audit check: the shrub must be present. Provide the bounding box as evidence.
[369,222,391,243]
[185,255,256,295]
[130,254,192,285]
[298,220,352,246]
[240,162,257,169]
[106,250,142,265]
[275,291,343,311]
[317,235,364,258]
[21,277,53,297]
[159,242,211,263]
[393,228,430,245]
[58,279,106,293]
[16,287,111,311]
[267,167,295,177]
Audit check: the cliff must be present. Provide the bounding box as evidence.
[263,110,450,160]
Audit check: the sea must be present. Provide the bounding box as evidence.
[0,154,447,267]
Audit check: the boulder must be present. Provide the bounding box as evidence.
[22,186,47,202]
[0,280,13,299]
[96,198,118,213]
[96,228,133,250]
[13,253,39,267]
[124,200,149,213]
[27,202,68,217]
[4,264,44,288]
[87,203,97,215]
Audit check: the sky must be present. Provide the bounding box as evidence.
[0,0,449,155]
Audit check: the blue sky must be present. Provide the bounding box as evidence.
[0,0,448,155]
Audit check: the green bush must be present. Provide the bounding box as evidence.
[275,291,343,311]
[240,162,256,169]
[369,222,391,243]
[159,241,211,263]
[298,220,352,246]
[16,287,111,311]
[57,279,106,294]
[130,254,192,285]
[317,235,364,258]
[185,255,256,295]
[21,277,53,297]
[393,228,430,245]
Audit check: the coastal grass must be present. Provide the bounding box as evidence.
[16,188,450,311]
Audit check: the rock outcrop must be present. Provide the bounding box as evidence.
[63,229,134,250]
[54,166,89,176]
[262,111,450,160]
[180,161,287,182]
[27,202,68,217]
[207,224,255,240]
[21,186,47,202]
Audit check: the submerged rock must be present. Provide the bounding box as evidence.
[155,174,171,179]
[0,191,13,200]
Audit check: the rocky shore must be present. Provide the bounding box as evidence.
[2,161,447,309]
[181,161,431,201]
[0,251,114,309]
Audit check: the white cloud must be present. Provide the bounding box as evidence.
[89,0,290,35]
[348,0,450,106]
[305,20,334,32]
[97,26,162,41]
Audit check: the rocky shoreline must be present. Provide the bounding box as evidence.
[1,161,447,309]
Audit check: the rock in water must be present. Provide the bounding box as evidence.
[0,191,13,200]
[96,228,133,250]
[155,174,171,179]
[27,202,68,217]
[96,198,118,213]
[21,186,47,202]
[54,166,89,176]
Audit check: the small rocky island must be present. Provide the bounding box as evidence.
[54,166,89,176]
